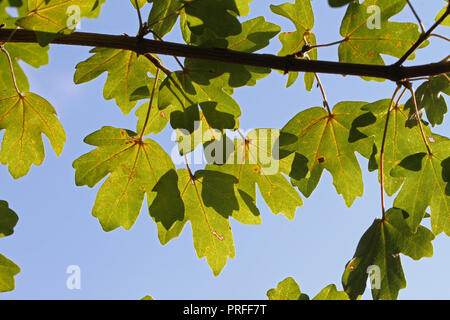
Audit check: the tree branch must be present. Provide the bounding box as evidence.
[0,29,449,81]
[396,4,450,66]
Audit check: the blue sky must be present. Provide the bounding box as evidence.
[0,0,449,299]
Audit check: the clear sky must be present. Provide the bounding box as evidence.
[0,0,449,300]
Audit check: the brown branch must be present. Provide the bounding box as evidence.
[0,29,449,81]
[406,0,426,34]
[379,85,402,219]
[396,4,450,66]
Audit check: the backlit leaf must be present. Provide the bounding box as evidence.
[74,48,159,115]
[0,253,20,293]
[0,200,18,238]
[0,90,66,178]
[270,0,316,89]
[339,0,424,80]
[72,126,178,231]
[405,75,449,126]
[391,139,450,235]
[267,277,303,300]
[342,208,434,300]
[354,99,432,196]
[280,102,373,207]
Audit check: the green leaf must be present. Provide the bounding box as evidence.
[0,43,49,93]
[342,208,434,300]
[181,17,279,89]
[74,48,159,115]
[16,0,106,45]
[267,278,348,300]
[147,169,186,243]
[0,200,18,238]
[270,0,314,33]
[0,90,66,179]
[312,284,349,300]
[280,102,373,207]
[0,253,20,293]
[435,1,450,27]
[225,16,281,53]
[72,126,178,231]
[148,0,182,38]
[270,0,316,89]
[405,75,449,126]
[267,277,305,300]
[158,70,240,132]
[135,100,169,136]
[391,139,450,235]
[208,129,303,221]
[131,0,148,9]
[183,0,249,38]
[278,31,317,90]
[339,0,424,79]
[354,99,432,196]
[173,111,226,155]
[176,168,235,276]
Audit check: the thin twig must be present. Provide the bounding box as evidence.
[396,5,450,66]
[134,0,144,37]
[0,46,21,95]
[405,82,432,155]
[406,0,426,34]
[430,33,450,42]
[300,38,347,55]
[150,30,185,71]
[379,85,402,219]
[395,87,408,107]
[184,154,195,182]
[237,129,246,141]
[303,35,332,115]
[144,53,172,76]
[139,68,161,139]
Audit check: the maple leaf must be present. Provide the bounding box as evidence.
[208,129,303,221]
[435,0,450,27]
[0,200,18,238]
[0,200,20,292]
[270,0,316,89]
[158,70,241,132]
[267,278,349,300]
[280,102,373,207]
[148,0,183,38]
[176,168,236,276]
[339,0,424,80]
[72,126,178,231]
[0,253,20,293]
[405,75,450,126]
[354,99,432,196]
[0,90,66,178]
[312,284,349,300]
[342,208,434,300]
[74,48,159,115]
[16,0,107,45]
[267,277,308,300]
[391,138,450,235]
[181,17,280,88]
